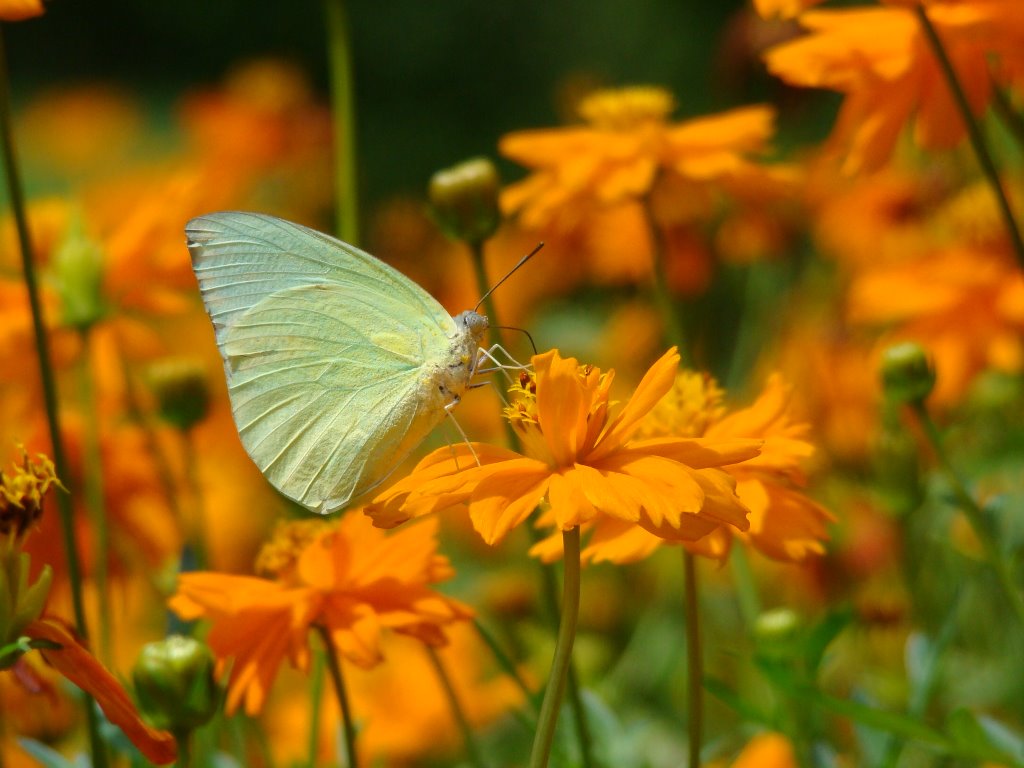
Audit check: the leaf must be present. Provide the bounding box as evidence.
[803,608,852,676]
[16,739,79,768]
[703,676,772,725]
[947,709,1024,766]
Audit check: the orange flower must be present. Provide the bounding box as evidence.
[849,242,1024,403]
[730,731,798,767]
[0,0,43,20]
[499,86,790,290]
[530,370,832,564]
[752,0,824,19]
[0,450,175,765]
[169,514,471,716]
[367,348,761,548]
[765,3,1024,173]
[17,618,177,765]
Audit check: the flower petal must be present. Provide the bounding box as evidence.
[27,618,177,764]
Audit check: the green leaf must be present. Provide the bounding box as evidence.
[16,739,80,768]
[803,608,852,676]
[703,676,772,725]
[947,709,1024,766]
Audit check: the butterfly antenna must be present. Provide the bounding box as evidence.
[473,242,544,313]
[491,325,538,355]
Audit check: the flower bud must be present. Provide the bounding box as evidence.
[428,157,501,244]
[754,607,800,659]
[0,542,53,664]
[132,635,218,733]
[880,342,935,406]
[148,359,210,431]
[52,213,106,331]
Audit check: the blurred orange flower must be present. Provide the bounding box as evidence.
[499,86,789,290]
[849,242,1024,403]
[0,0,43,21]
[531,370,832,564]
[730,731,798,767]
[765,3,1024,173]
[368,348,761,548]
[169,514,471,716]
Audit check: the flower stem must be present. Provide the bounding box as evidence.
[323,0,359,245]
[317,625,359,768]
[529,527,582,768]
[174,730,192,768]
[473,617,538,713]
[915,3,1024,270]
[426,645,488,768]
[182,428,208,570]
[644,199,689,362]
[729,544,761,630]
[0,24,107,768]
[683,551,703,768]
[910,402,1024,626]
[465,240,594,768]
[306,647,326,768]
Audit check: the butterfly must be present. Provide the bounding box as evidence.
[186,211,489,514]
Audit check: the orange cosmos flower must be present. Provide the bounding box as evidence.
[729,731,798,767]
[765,2,1024,173]
[752,0,824,20]
[499,86,791,290]
[0,0,43,20]
[849,242,1024,404]
[169,514,471,716]
[0,450,176,765]
[367,348,761,548]
[529,370,832,564]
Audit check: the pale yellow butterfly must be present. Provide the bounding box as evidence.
[186,211,488,514]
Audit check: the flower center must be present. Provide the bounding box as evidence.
[255,519,334,581]
[577,86,676,130]
[638,370,725,439]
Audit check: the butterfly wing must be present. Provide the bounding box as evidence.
[187,212,459,513]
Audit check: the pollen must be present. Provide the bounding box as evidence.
[577,86,676,130]
[637,369,726,439]
[0,448,63,539]
[255,518,334,581]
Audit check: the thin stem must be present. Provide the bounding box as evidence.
[306,648,326,768]
[645,205,689,360]
[174,731,192,768]
[729,544,761,629]
[910,402,1024,626]
[915,4,1024,270]
[0,25,107,768]
[317,625,359,768]
[990,80,1024,154]
[683,550,703,768]
[426,645,488,768]
[323,0,359,245]
[469,239,504,350]
[473,617,538,712]
[465,238,594,768]
[529,527,582,768]
[182,428,208,570]
[78,329,111,663]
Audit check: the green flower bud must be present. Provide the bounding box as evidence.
[148,359,210,431]
[880,342,935,406]
[51,213,106,331]
[428,157,501,244]
[133,635,218,733]
[0,542,52,664]
[754,607,800,659]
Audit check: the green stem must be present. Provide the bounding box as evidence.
[473,617,538,713]
[910,401,1024,626]
[729,544,761,630]
[465,236,594,768]
[0,25,107,768]
[915,4,1024,270]
[643,199,689,362]
[317,624,359,768]
[182,428,208,570]
[990,80,1024,154]
[683,551,703,768]
[174,730,192,768]
[426,645,488,768]
[306,647,326,768]
[469,239,504,351]
[323,0,359,245]
[78,329,111,664]
[529,527,582,768]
